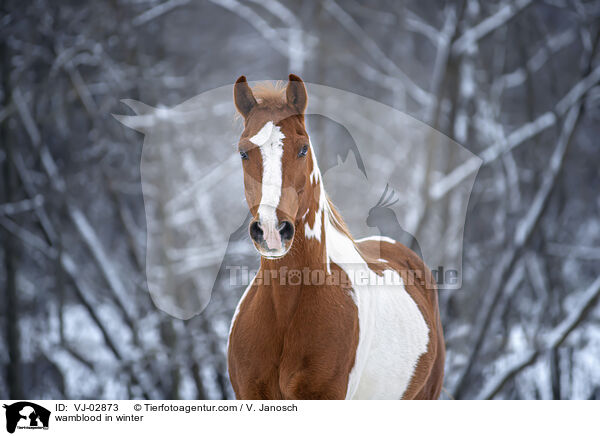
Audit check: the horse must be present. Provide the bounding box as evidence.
[227,74,445,399]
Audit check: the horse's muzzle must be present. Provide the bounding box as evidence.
[249,219,294,257]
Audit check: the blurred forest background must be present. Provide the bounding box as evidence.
[1,0,600,400]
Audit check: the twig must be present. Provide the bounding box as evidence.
[495,28,576,90]
[103,171,145,271]
[207,0,289,57]
[12,87,41,146]
[546,243,600,260]
[452,0,533,55]
[66,66,98,116]
[424,7,458,124]
[0,216,57,258]
[12,152,58,244]
[0,195,44,216]
[133,0,190,27]
[405,9,442,46]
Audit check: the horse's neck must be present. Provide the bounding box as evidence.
[258,151,339,318]
[258,195,328,323]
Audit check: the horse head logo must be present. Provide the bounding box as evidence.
[115,80,481,319]
[3,402,50,433]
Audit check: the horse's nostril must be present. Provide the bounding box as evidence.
[278,221,294,241]
[249,221,263,242]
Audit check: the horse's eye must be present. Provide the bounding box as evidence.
[298,144,308,158]
[240,150,249,160]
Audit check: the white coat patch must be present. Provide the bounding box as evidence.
[304,145,430,399]
[250,121,285,231]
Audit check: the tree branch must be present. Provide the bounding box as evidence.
[323,0,433,107]
[431,63,600,200]
[452,0,533,56]
[478,274,600,399]
[452,102,583,398]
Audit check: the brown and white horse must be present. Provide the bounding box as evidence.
[227,74,445,399]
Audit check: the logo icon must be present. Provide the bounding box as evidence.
[115,81,481,319]
[3,402,50,434]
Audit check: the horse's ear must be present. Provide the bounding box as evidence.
[234,76,257,118]
[286,74,307,114]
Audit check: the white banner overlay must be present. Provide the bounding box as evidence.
[0,400,596,435]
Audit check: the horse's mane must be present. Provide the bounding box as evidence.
[326,196,354,240]
[252,81,287,108]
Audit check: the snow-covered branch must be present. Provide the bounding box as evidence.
[452,0,533,55]
[431,64,600,200]
[478,274,600,399]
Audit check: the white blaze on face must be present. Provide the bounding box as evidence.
[249,121,286,250]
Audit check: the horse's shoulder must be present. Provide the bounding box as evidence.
[229,278,264,340]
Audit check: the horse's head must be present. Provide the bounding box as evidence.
[234,74,313,259]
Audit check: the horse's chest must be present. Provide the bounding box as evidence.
[228,284,358,399]
[228,298,286,398]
